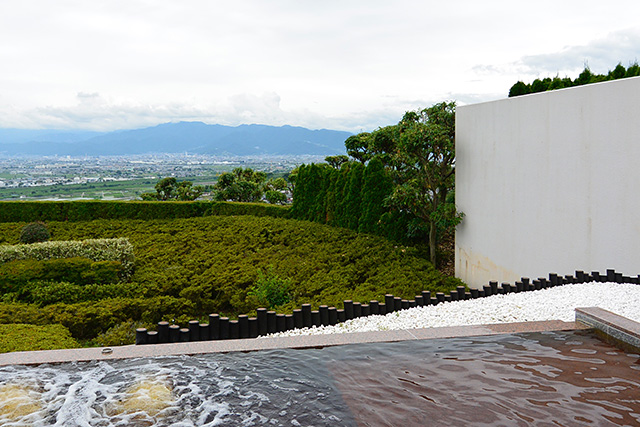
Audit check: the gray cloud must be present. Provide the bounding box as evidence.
[2,2,640,132]
[518,28,640,76]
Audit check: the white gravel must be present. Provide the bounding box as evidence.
[267,282,640,337]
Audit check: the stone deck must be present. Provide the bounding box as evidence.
[0,319,587,367]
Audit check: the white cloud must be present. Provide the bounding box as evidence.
[517,28,640,76]
[1,1,640,132]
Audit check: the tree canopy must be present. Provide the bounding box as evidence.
[140,177,204,201]
[509,61,640,97]
[292,101,463,266]
[213,167,289,204]
[382,102,462,264]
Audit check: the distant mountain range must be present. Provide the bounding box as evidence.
[0,122,352,156]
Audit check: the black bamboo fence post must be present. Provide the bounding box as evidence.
[285,314,294,330]
[311,310,321,326]
[169,325,180,342]
[249,317,258,338]
[353,302,362,318]
[328,307,338,325]
[257,308,268,336]
[135,328,147,345]
[219,318,229,340]
[369,300,379,314]
[189,320,200,341]
[319,305,329,325]
[422,291,431,305]
[385,295,395,312]
[267,311,277,333]
[238,315,249,338]
[276,314,286,332]
[157,321,169,343]
[293,309,303,329]
[301,304,312,327]
[199,323,210,340]
[209,314,220,340]
[229,320,239,339]
[344,300,354,320]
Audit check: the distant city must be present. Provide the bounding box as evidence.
[0,154,322,201]
[0,121,351,200]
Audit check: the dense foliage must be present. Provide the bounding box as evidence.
[0,200,289,224]
[19,221,51,244]
[140,177,204,201]
[0,324,78,353]
[0,257,123,295]
[213,167,289,204]
[293,102,462,265]
[0,215,462,343]
[291,160,411,242]
[509,62,640,97]
[0,238,135,278]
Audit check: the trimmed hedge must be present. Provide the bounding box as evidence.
[0,238,135,278]
[0,323,78,353]
[0,296,197,340]
[0,200,290,223]
[0,258,123,295]
[4,280,140,306]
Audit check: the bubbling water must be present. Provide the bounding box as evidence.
[0,382,43,423]
[0,350,354,426]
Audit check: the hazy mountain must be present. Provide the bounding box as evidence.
[0,122,351,156]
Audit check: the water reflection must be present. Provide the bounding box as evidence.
[329,331,640,426]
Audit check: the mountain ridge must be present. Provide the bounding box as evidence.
[0,122,352,156]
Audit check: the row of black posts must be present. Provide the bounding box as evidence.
[135,268,639,345]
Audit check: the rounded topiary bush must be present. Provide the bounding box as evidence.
[19,222,51,244]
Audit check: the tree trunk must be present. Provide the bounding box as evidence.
[429,220,437,266]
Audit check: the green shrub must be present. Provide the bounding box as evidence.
[0,302,48,325]
[0,200,290,223]
[247,267,292,309]
[19,221,50,244]
[93,321,150,347]
[0,258,124,295]
[25,281,140,305]
[40,296,197,339]
[0,215,462,342]
[0,323,78,353]
[0,238,134,279]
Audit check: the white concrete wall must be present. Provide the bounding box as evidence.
[455,77,640,288]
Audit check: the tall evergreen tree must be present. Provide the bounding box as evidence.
[344,162,365,230]
[290,165,310,218]
[358,157,393,234]
[311,164,330,223]
[324,168,339,225]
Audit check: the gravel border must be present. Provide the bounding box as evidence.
[267,282,640,337]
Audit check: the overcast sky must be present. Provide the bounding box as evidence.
[1,0,639,133]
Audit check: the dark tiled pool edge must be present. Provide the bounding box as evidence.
[0,319,586,367]
[575,307,640,352]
